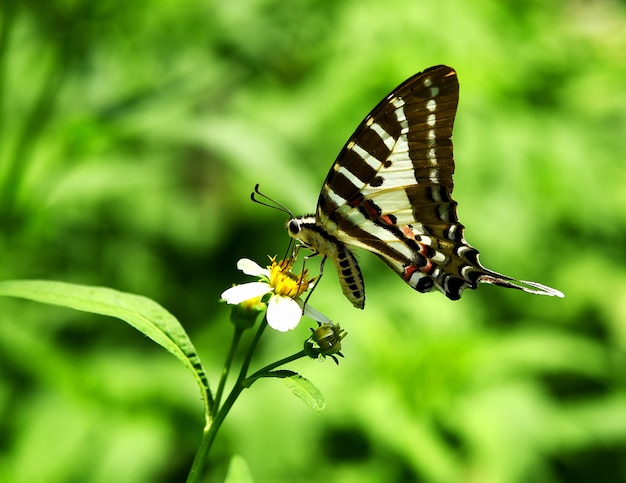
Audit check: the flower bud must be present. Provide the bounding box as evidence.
[304,322,347,364]
[228,296,264,330]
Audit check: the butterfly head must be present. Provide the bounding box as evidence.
[286,215,317,249]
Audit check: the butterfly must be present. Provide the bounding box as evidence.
[283,65,563,309]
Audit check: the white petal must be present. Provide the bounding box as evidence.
[267,296,302,332]
[300,300,332,324]
[237,258,270,277]
[221,282,271,305]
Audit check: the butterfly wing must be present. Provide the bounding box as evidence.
[316,65,563,301]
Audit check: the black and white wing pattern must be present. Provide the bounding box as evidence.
[286,65,563,309]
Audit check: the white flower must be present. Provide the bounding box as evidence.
[221,257,330,332]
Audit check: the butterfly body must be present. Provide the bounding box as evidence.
[286,65,563,308]
[287,216,365,308]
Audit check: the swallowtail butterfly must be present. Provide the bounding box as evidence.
[285,65,563,309]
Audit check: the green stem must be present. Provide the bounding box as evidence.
[186,318,268,482]
[238,316,267,381]
[213,326,244,415]
[186,374,246,483]
[186,317,311,482]
[245,350,307,385]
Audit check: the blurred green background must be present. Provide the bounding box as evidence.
[1,0,625,482]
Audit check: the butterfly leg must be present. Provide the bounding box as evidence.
[302,254,326,312]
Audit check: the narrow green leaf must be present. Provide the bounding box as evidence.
[281,374,325,412]
[265,369,298,379]
[0,280,210,405]
[224,454,254,483]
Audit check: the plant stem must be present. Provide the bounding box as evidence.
[186,374,246,483]
[245,350,307,385]
[213,326,244,415]
[186,318,268,482]
[187,319,311,482]
[237,316,267,382]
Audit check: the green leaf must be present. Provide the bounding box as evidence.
[0,280,210,406]
[281,373,325,412]
[224,454,254,483]
[265,369,298,379]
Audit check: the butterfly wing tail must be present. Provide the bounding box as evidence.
[375,247,564,300]
[479,273,564,298]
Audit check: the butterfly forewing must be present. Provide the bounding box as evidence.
[287,65,563,308]
[317,66,477,299]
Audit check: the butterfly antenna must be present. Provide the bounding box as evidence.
[251,184,294,217]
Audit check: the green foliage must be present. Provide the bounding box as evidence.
[0,280,211,413]
[1,0,625,482]
[224,455,254,483]
[281,373,325,413]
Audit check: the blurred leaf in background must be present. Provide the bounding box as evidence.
[1,0,625,482]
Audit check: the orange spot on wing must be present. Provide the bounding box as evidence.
[401,225,416,239]
[403,264,419,281]
[362,200,380,219]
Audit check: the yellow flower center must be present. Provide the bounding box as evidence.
[268,258,310,298]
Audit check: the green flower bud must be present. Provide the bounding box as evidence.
[304,322,347,364]
[228,297,264,330]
